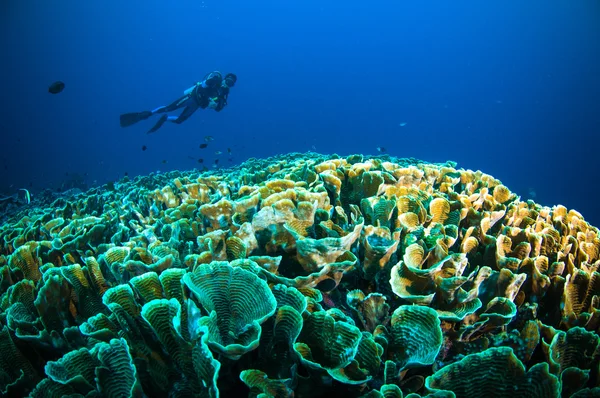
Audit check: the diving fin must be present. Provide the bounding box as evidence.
[119,111,153,128]
[147,114,168,134]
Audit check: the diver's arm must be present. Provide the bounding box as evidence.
[213,86,230,112]
[214,94,228,112]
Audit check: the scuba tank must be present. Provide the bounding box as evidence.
[183,84,198,96]
[184,72,222,95]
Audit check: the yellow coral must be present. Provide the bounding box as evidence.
[320,171,342,198]
[492,184,511,204]
[266,179,296,193]
[429,197,451,224]
[104,246,130,266]
[398,212,420,229]
[8,243,42,282]
[199,198,235,231]
[403,243,425,268]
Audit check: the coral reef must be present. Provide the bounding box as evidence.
[1,152,599,397]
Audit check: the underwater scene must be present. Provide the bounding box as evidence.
[1,1,600,397]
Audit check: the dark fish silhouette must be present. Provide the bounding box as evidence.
[48,81,65,94]
[142,145,147,151]
[197,158,204,163]
[199,144,208,149]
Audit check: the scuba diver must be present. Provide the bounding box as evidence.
[119,71,237,133]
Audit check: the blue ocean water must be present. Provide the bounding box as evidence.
[1,1,599,224]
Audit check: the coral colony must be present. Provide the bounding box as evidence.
[0,153,598,397]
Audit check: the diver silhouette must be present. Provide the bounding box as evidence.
[119,71,237,133]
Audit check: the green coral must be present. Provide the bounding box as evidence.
[0,152,597,397]
[425,347,560,398]
[183,262,277,359]
[293,310,362,371]
[384,305,443,370]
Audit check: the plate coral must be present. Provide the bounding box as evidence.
[1,152,599,397]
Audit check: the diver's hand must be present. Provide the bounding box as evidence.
[207,97,218,109]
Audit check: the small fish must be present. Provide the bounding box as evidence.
[227,147,232,154]
[199,143,208,149]
[228,158,233,162]
[20,188,31,203]
[528,188,537,199]
[124,172,129,176]
[214,159,219,164]
[197,158,204,163]
[377,147,387,153]
[142,145,147,151]
[162,160,168,164]
[399,122,407,127]
[204,136,214,142]
[187,155,195,160]
[48,81,65,94]
[215,151,222,155]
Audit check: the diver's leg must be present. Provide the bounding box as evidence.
[147,96,196,133]
[152,95,190,114]
[148,103,197,133]
[166,104,198,124]
[147,114,168,134]
[146,95,190,133]
[151,106,168,114]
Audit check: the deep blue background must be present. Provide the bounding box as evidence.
[1,1,599,224]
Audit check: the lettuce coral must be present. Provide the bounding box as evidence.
[0,152,598,397]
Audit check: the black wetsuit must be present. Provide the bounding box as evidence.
[148,72,230,133]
